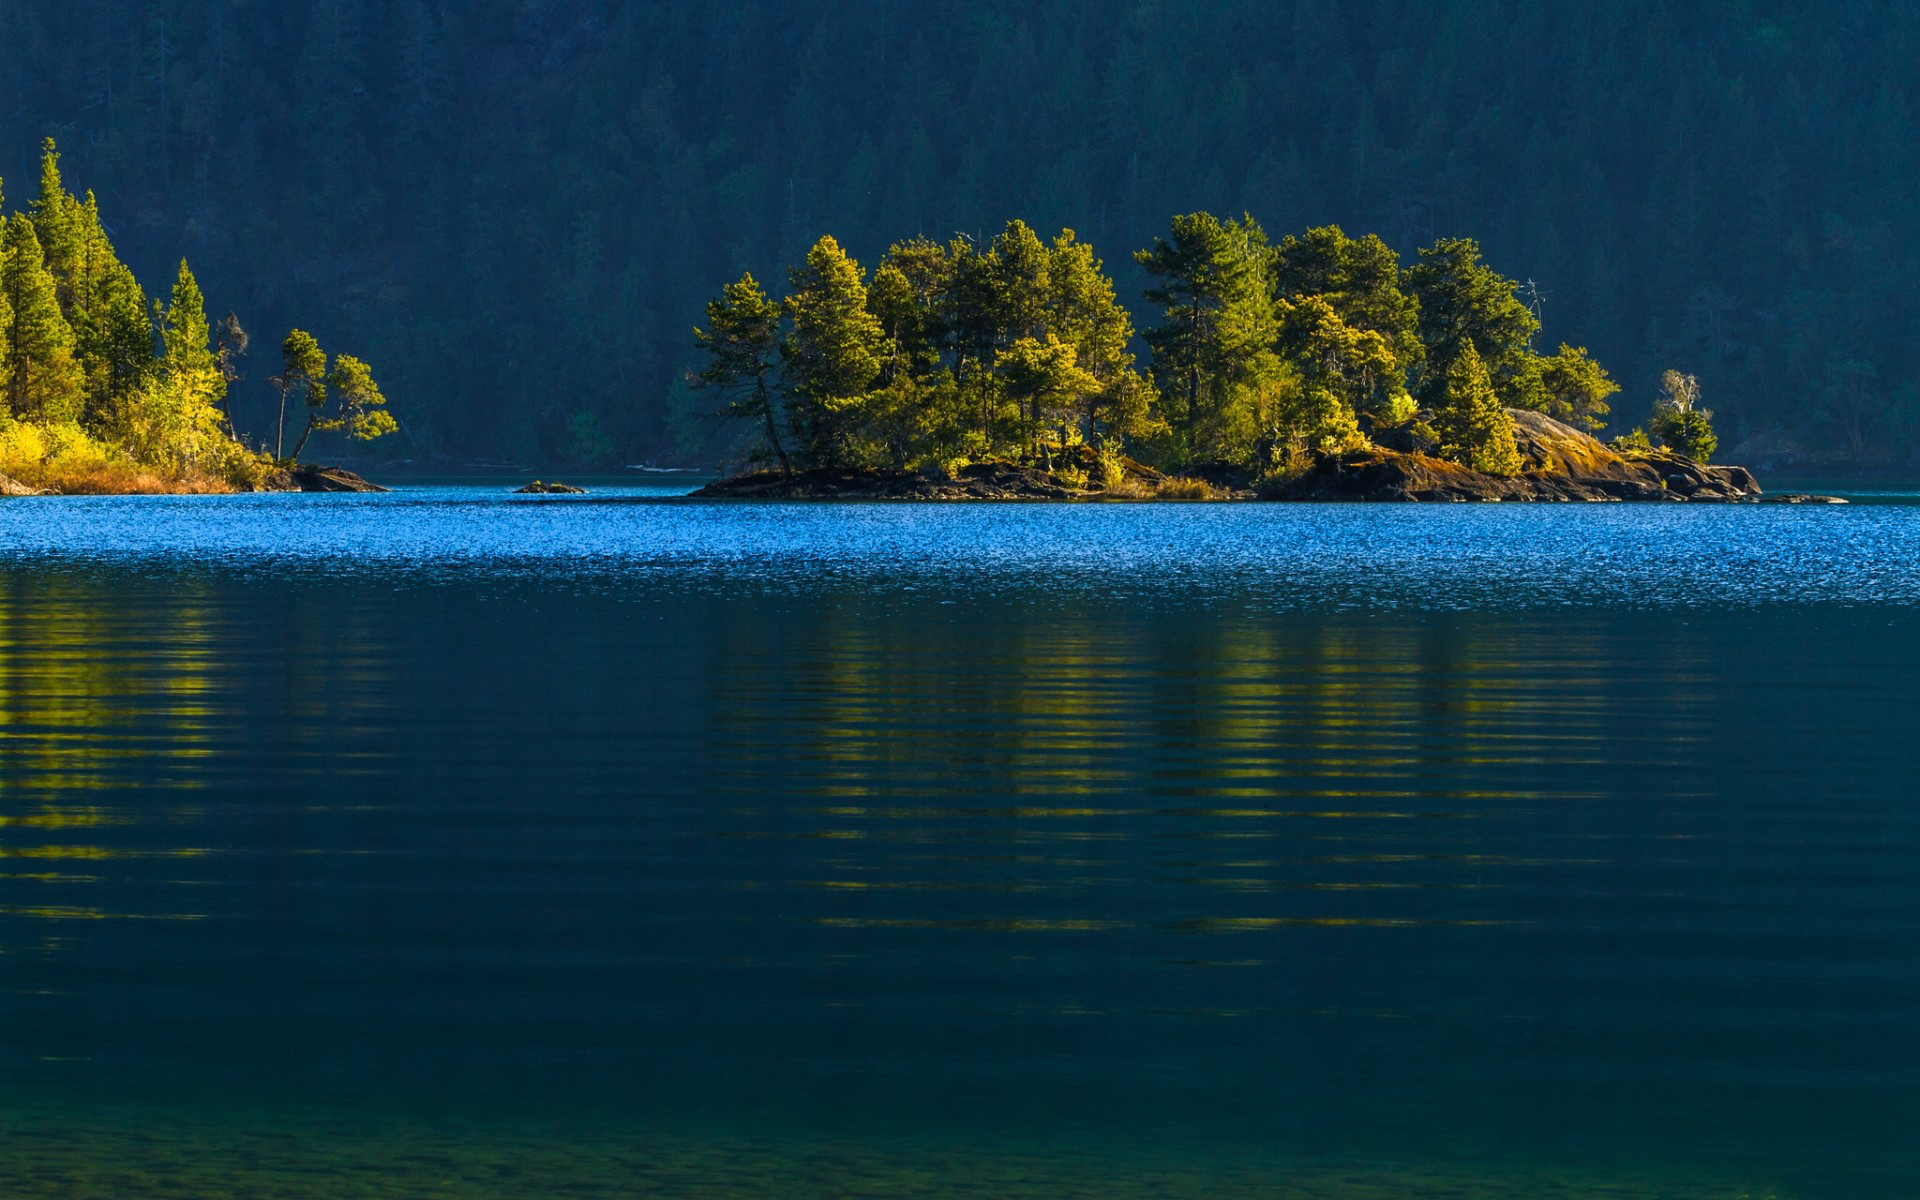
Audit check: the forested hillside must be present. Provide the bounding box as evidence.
[5,0,1914,468]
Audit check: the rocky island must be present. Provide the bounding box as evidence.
[688,217,1836,508]
[694,409,1776,503]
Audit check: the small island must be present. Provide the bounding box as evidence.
[691,216,1777,502]
[0,140,396,496]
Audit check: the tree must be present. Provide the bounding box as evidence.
[69,195,156,429]
[1405,237,1541,411]
[28,139,83,311]
[1000,334,1099,458]
[1433,341,1522,476]
[692,271,791,475]
[215,312,250,434]
[1,214,85,425]
[1536,344,1619,433]
[1136,212,1279,460]
[291,353,396,459]
[1271,225,1423,406]
[1274,294,1395,448]
[272,330,328,460]
[782,235,884,468]
[1650,369,1718,462]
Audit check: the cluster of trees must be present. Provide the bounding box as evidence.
[696,215,1700,479]
[0,140,392,484]
[5,0,1909,469]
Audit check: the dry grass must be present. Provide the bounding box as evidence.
[1,460,246,495]
[1153,476,1215,500]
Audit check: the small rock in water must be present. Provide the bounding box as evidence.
[1762,492,1849,504]
[515,480,587,494]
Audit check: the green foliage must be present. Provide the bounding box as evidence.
[782,235,886,467]
[1536,344,1620,433]
[1433,342,1522,477]
[1612,427,1654,453]
[1,214,84,424]
[692,271,790,473]
[1650,370,1719,462]
[1136,212,1280,463]
[1406,237,1541,412]
[1271,225,1423,407]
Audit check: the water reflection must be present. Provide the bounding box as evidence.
[0,496,1914,1197]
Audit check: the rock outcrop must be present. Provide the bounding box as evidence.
[287,466,390,493]
[515,481,587,494]
[693,412,1768,503]
[1268,410,1763,502]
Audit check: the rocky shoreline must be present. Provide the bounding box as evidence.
[692,410,1831,504]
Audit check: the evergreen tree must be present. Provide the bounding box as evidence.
[1406,238,1542,412]
[1271,226,1423,405]
[1537,345,1620,433]
[1136,212,1279,460]
[292,353,395,459]
[1433,341,1522,477]
[28,139,83,312]
[693,271,791,475]
[1,214,85,425]
[69,194,157,429]
[782,236,884,468]
[1000,334,1099,458]
[272,330,328,460]
[1274,295,1391,451]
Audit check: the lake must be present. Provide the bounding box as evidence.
[1,485,1916,1198]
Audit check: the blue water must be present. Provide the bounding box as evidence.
[0,485,1916,1197]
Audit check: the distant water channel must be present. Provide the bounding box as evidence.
[1,484,1917,1197]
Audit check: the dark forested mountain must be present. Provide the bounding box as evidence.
[4,0,1913,468]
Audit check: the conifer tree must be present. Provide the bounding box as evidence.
[1271,226,1423,401]
[782,236,884,468]
[1136,212,1279,459]
[1,214,85,424]
[28,139,83,311]
[693,271,791,475]
[273,330,328,460]
[1406,237,1542,412]
[1000,334,1099,458]
[292,353,395,459]
[1433,341,1522,476]
[1537,345,1619,433]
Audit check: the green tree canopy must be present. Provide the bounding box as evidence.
[1433,341,1522,477]
[693,271,790,475]
[1,213,84,424]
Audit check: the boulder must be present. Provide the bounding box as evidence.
[515,481,587,494]
[289,466,390,493]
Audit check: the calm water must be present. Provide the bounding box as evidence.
[1,485,1917,1197]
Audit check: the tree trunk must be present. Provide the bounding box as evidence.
[289,414,315,463]
[757,377,792,477]
[275,385,289,459]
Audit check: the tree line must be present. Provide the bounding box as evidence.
[5,1,1912,470]
[0,141,394,488]
[695,215,1716,481]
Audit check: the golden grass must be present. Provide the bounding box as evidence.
[1,460,246,495]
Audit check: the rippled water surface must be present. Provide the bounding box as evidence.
[1,485,1916,1197]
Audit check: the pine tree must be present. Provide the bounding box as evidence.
[1,214,85,425]
[292,353,395,459]
[1136,212,1279,460]
[1434,342,1522,476]
[693,271,791,475]
[70,194,156,430]
[1405,237,1542,412]
[28,139,83,312]
[272,330,328,460]
[782,236,884,468]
